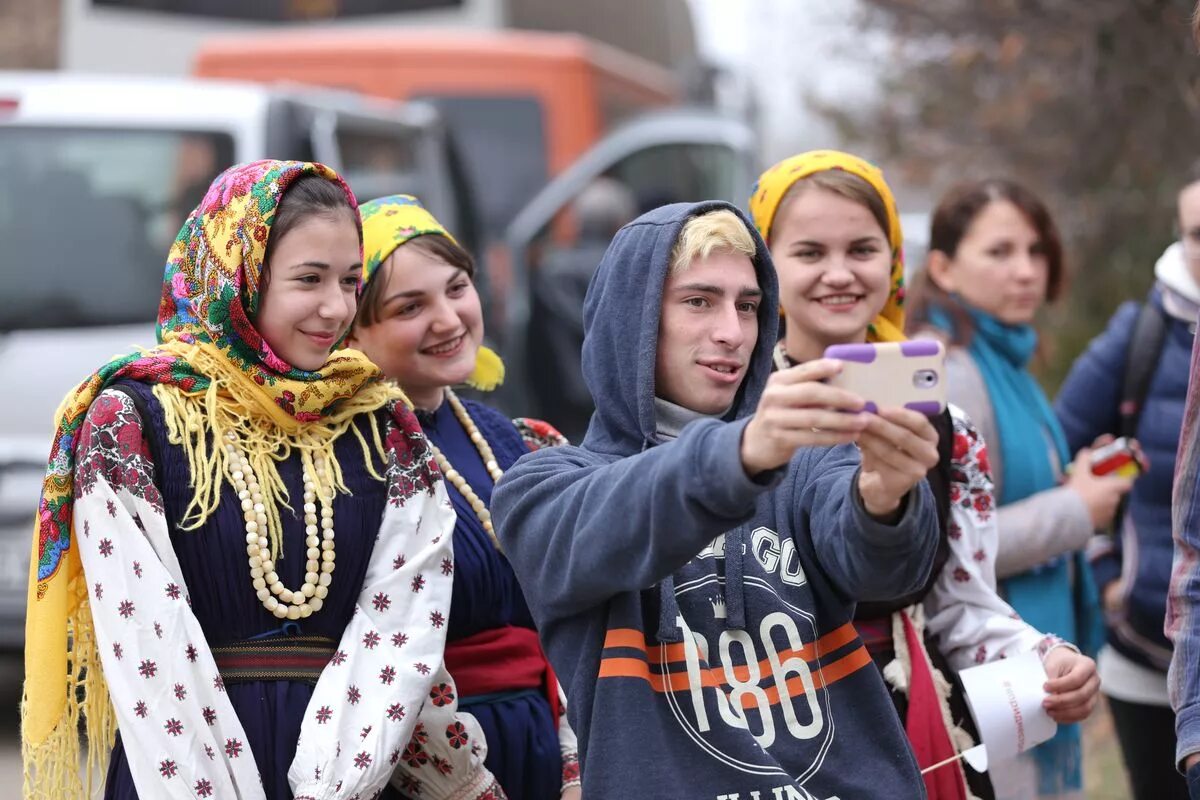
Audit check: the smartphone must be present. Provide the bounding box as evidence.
[823,340,947,415]
[1090,437,1144,478]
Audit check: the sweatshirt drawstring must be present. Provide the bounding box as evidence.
[659,528,747,643]
[656,576,684,643]
[723,527,747,631]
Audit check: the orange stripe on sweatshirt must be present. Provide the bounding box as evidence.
[602,622,860,678]
[597,644,872,704]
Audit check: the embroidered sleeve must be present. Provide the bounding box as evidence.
[512,418,569,451]
[75,389,267,799]
[923,406,1054,672]
[289,406,504,800]
[388,697,504,800]
[556,682,581,791]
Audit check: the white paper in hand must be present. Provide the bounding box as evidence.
[961,744,988,773]
[959,651,1056,762]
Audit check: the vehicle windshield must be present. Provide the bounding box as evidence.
[0,126,234,331]
[415,95,548,241]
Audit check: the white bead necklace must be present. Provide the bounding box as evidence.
[225,432,335,620]
[426,389,503,551]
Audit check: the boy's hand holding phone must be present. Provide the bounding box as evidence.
[740,354,940,521]
[856,409,941,521]
[817,340,945,520]
[740,359,869,477]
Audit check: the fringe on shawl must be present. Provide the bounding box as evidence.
[22,578,116,799]
[152,344,402,561]
[23,344,405,797]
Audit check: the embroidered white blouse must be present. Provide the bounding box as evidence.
[924,405,1063,669]
[74,388,504,800]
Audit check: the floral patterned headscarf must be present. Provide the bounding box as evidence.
[749,150,907,343]
[23,160,404,795]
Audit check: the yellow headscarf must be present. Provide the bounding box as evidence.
[359,195,504,391]
[748,149,907,343]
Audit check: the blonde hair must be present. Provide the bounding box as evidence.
[669,209,757,274]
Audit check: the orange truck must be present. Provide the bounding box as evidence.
[194,28,757,425]
[195,30,676,240]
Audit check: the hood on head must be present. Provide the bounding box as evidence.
[580,201,779,455]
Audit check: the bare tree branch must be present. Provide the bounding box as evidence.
[822,0,1200,386]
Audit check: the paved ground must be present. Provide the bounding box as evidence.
[1085,699,1133,800]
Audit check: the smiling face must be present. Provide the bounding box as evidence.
[255,212,362,371]
[655,249,762,415]
[769,185,893,363]
[929,199,1049,325]
[347,239,483,410]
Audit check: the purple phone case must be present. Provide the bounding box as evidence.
[825,340,941,363]
[824,341,946,415]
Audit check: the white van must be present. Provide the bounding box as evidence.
[0,72,472,648]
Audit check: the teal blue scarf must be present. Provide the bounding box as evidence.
[931,305,1102,794]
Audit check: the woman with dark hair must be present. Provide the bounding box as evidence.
[21,162,501,800]
[347,195,581,800]
[908,179,1132,798]
[1057,165,1200,800]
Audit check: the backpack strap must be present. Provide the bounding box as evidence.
[1118,301,1169,439]
[1106,301,1169,535]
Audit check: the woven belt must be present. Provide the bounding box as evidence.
[212,635,338,685]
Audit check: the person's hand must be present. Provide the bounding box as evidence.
[561,785,582,800]
[1041,648,1100,723]
[1187,757,1200,800]
[740,359,869,477]
[1102,579,1123,613]
[854,408,941,520]
[1185,751,1200,795]
[1089,434,1150,472]
[1065,447,1134,529]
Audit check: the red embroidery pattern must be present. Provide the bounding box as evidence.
[562,751,582,786]
[513,417,569,451]
[74,392,163,512]
[429,683,455,707]
[384,404,440,507]
[445,721,469,749]
[475,778,508,799]
[948,413,995,526]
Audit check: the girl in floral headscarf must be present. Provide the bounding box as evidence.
[21,162,502,800]
[750,151,1100,800]
[346,195,580,800]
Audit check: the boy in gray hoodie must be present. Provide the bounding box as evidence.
[492,202,941,799]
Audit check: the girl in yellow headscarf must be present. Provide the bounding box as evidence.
[22,163,501,800]
[750,151,1100,800]
[347,196,580,800]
